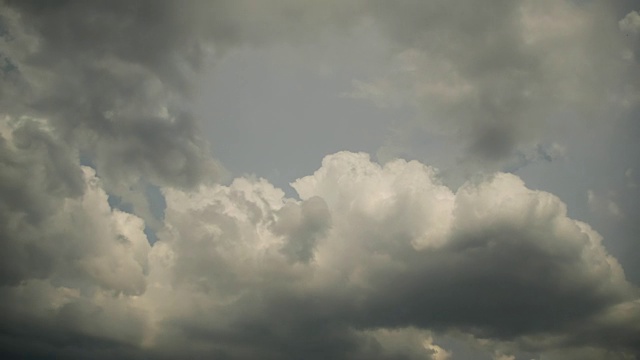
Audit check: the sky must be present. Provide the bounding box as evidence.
[0,1,639,359]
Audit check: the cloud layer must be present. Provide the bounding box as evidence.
[1,1,639,359]
[1,126,638,359]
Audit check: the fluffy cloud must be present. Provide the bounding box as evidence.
[153,152,638,358]
[1,133,639,358]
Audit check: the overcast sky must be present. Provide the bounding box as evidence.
[1,1,639,359]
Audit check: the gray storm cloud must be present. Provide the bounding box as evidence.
[1,1,639,359]
[1,1,218,186]
[1,143,639,359]
[347,0,639,170]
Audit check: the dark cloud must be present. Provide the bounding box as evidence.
[347,0,638,169]
[0,0,221,274]
[291,153,639,351]
[0,0,218,191]
[0,119,84,285]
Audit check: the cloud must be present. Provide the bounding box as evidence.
[152,152,639,358]
[587,189,624,220]
[2,0,637,178]
[0,1,639,359]
[0,0,220,192]
[619,10,640,35]
[1,146,639,358]
[0,0,369,218]
[346,0,639,169]
[620,9,640,68]
[356,328,452,360]
[15,150,640,358]
[9,0,634,182]
[0,118,153,358]
[0,118,151,291]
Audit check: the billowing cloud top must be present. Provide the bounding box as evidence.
[1,1,639,359]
